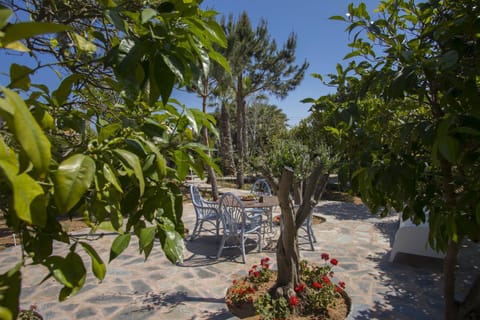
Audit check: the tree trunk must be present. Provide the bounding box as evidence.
[201,82,219,200]
[219,100,236,176]
[236,74,245,189]
[273,167,299,296]
[444,239,460,320]
[273,165,329,298]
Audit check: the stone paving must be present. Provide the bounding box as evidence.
[1,190,478,319]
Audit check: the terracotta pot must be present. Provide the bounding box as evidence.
[227,289,351,320]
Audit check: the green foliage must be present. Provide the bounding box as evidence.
[0,0,228,316]
[322,0,480,250]
[254,293,290,320]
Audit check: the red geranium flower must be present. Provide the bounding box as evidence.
[335,285,343,293]
[289,295,299,306]
[294,283,306,292]
[312,281,323,289]
[339,281,346,289]
[322,275,331,285]
[330,258,338,266]
[321,253,330,260]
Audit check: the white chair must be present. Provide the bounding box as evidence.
[389,214,445,262]
[251,178,272,196]
[217,192,263,264]
[283,204,316,251]
[299,206,317,251]
[250,178,274,231]
[189,185,220,241]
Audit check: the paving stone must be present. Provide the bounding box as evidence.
[5,198,477,319]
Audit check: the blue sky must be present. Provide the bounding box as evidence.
[189,0,382,126]
[0,1,381,126]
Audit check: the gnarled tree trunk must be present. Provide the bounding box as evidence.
[272,165,329,298]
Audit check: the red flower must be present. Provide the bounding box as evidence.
[339,281,346,289]
[330,258,338,266]
[253,271,260,278]
[335,285,343,293]
[289,295,299,306]
[329,271,334,277]
[312,281,323,289]
[248,287,256,294]
[322,275,331,285]
[294,283,306,292]
[321,253,330,260]
[252,264,258,269]
[232,279,238,285]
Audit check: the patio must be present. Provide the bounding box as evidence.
[1,186,478,319]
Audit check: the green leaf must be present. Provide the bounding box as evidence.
[80,242,106,282]
[1,22,72,46]
[438,50,458,70]
[32,107,54,130]
[158,217,184,263]
[0,6,12,29]
[55,154,96,214]
[52,74,83,106]
[0,160,45,226]
[98,123,122,142]
[0,263,21,320]
[156,57,176,105]
[438,136,459,163]
[102,163,123,193]
[174,150,190,180]
[9,64,32,90]
[113,149,145,196]
[0,87,51,176]
[139,227,156,259]
[71,32,97,53]
[109,233,131,262]
[141,8,158,24]
[45,252,86,300]
[329,15,346,21]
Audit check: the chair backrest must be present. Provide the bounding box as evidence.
[251,178,272,196]
[190,184,203,208]
[219,193,245,235]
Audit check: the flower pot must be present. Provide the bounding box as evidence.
[226,257,351,320]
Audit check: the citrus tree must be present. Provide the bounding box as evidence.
[0,1,228,319]
[307,1,480,318]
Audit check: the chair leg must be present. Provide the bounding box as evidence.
[258,233,262,253]
[311,225,317,243]
[307,224,315,251]
[216,236,226,259]
[190,221,201,241]
[241,237,247,264]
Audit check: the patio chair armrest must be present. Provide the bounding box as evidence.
[246,212,262,226]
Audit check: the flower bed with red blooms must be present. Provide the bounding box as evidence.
[225,255,350,320]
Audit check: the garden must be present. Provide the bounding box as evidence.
[0,0,479,319]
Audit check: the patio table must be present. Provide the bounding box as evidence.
[240,195,278,233]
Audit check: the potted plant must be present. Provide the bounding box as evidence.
[226,255,350,319]
[18,305,43,320]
